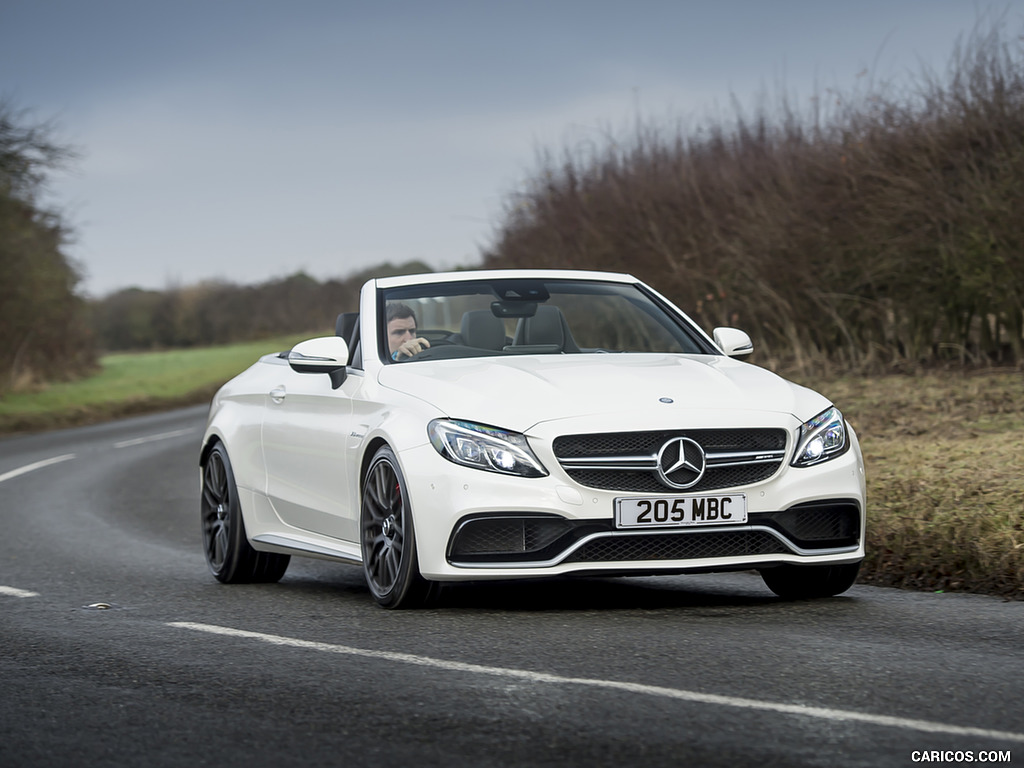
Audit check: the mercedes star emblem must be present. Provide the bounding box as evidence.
[656,436,707,489]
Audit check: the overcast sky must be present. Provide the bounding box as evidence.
[1,1,1014,297]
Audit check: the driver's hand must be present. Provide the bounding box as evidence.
[393,336,430,360]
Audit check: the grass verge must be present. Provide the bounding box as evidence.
[0,334,312,434]
[814,371,1024,599]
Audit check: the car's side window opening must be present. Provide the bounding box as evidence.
[334,311,363,370]
[350,334,362,370]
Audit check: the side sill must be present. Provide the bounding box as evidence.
[252,533,363,565]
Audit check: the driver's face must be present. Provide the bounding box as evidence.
[387,317,417,352]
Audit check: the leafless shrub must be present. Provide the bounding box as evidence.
[483,19,1024,374]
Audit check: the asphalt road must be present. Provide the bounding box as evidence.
[1,407,1021,768]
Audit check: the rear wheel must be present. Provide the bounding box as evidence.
[360,446,436,608]
[760,562,861,599]
[201,443,290,583]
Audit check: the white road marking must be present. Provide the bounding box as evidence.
[0,586,40,598]
[113,428,197,448]
[0,454,76,484]
[169,621,1024,744]
[0,428,195,485]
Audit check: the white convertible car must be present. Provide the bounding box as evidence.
[200,269,865,608]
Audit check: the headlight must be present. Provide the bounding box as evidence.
[792,406,849,467]
[428,420,548,477]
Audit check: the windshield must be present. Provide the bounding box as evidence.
[379,279,713,363]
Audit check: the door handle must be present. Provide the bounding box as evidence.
[270,386,286,404]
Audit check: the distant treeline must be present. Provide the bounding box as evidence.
[482,22,1024,372]
[89,261,430,351]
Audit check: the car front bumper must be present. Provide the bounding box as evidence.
[400,431,866,581]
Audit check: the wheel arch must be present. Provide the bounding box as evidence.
[199,434,222,467]
[359,436,392,492]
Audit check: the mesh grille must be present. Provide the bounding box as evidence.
[790,508,855,540]
[763,504,860,546]
[554,429,787,458]
[565,463,780,493]
[450,517,572,557]
[565,530,788,563]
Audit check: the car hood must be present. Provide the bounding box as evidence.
[377,354,831,434]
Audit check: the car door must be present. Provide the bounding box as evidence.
[260,366,362,542]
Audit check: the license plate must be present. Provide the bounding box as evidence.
[615,494,747,529]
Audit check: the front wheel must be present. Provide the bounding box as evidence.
[360,446,437,608]
[201,443,290,583]
[760,562,861,599]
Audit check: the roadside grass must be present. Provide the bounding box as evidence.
[0,334,314,434]
[814,371,1024,599]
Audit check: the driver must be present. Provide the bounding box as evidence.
[387,302,431,360]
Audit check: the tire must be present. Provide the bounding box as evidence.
[760,561,861,599]
[201,443,290,584]
[360,446,437,608]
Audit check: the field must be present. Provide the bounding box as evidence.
[1,340,1021,598]
[0,334,312,434]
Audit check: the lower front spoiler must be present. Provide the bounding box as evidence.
[449,523,861,570]
[444,501,863,574]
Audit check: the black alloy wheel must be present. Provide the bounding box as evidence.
[201,442,290,583]
[360,445,436,608]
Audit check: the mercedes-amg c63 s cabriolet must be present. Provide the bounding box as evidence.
[200,270,865,607]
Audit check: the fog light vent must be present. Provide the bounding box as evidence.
[450,516,572,557]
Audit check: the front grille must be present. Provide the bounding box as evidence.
[564,530,788,562]
[554,429,786,458]
[554,428,788,493]
[564,464,781,493]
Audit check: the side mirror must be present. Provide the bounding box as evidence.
[288,336,350,388]
[712,327,754,358]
